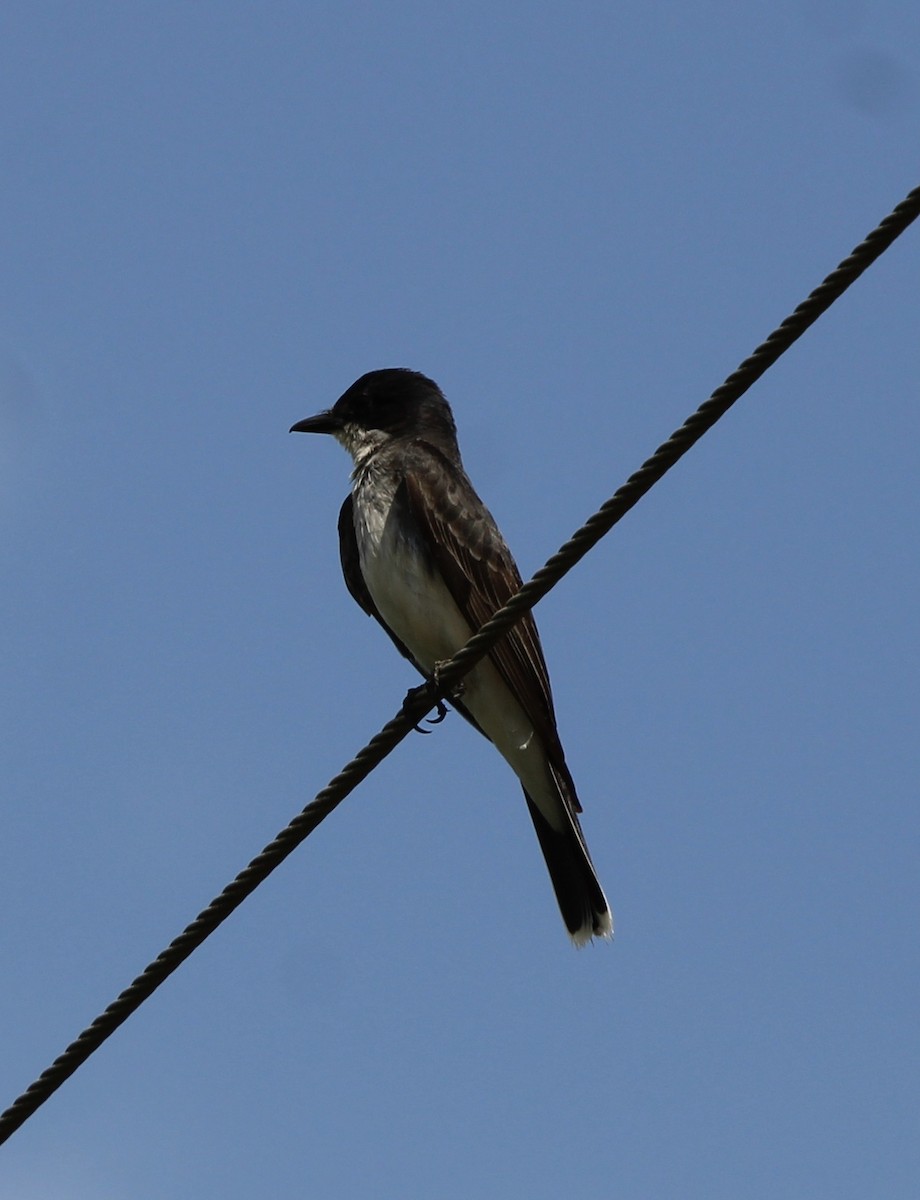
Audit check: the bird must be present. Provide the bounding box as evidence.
[291,368,612,944]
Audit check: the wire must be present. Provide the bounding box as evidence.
[1,182,918,1148]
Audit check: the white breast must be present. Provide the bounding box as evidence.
[351,472,550,806]
[352,475,472,673]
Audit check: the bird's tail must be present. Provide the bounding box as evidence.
[524,791,613,946]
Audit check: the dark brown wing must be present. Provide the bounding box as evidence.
[402,443,580,808]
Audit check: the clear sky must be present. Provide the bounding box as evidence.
[1,3,918,1197]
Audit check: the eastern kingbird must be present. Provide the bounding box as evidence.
[292,368,612,945]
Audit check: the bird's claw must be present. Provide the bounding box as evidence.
[426,698,449,726]
[405,685,450,735]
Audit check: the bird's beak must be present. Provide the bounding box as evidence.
[290,410,342,435]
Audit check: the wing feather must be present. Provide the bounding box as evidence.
[402,444,580,809]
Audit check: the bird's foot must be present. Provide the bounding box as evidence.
[424,697,449,729]
[404,684,450,735]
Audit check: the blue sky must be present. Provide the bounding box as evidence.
[1,3,918,1197]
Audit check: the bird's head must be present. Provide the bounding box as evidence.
[291,368,459,467]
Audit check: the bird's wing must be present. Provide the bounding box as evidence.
[402,443,579,806]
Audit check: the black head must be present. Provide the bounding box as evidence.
[291,368,459,460]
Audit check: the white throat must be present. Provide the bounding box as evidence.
[335,422,392,473]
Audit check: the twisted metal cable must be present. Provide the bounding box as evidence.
[1,181,917,1147]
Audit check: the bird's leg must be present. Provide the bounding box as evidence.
[431,660,465,711]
